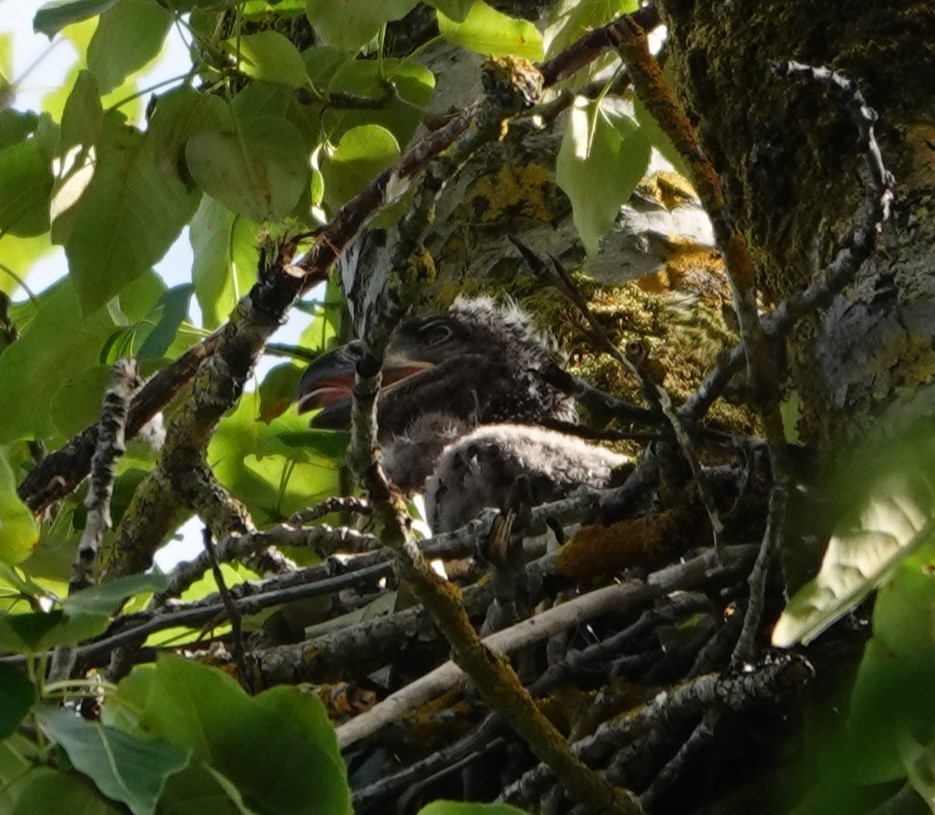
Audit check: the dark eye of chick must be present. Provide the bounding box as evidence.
[419,320,453,348]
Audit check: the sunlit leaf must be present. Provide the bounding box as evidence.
[36,705,191,815]
[633,81,693,180]
[15,503,81,591]
[209,393,341,523]
[438,1,543,59]
[230,31,307,89]
[544,0,635,58]
[319,124,399,210]
[87,0,172,94]
[0,233,54,296]
[0,34,11,85]
[243,0,306,16]
[773,470,935,648]
[305,0,419,53]
[556,97,651,255]
[258,363,303,423]
[425,0,475,22]
[186,114,308,222]
[189,197,260,329]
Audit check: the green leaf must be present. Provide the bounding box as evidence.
[845,542,935,784]
[0,110,40,151]
[0,734,35,812]
[0,233,55,297]
[186,114,308,222]
[321,57,435,147]
[36,705,191,815]
[145,86,232,184]
[772,469,935,648]
[34,0,119,38]
[209,393,341,524]
[0,560,50,605]
[437,1,543,60]
[87,0,173,94]
[62,573,169,616]
[0,33,10,83]
[243,0,306,16]
[51,72,103,243]
[0,664,36,740]
[900,731,935,807]
[424,0,475,22]
[137,284,194,359]
[319,124,400,210]
[258,363,303,423]
[104,655,351,815]
[0,759,121,815]
[556,97,651,255]
[0,140,53,237]
[230,31,307,89]
[0,453,38,564]
[418,804,532,815]
[297,278,342,352]
[64,112,201,313]
[190,197,261,329]
[305,0,419,52]
[0,609,109,652]
[49,365,112,438]
[544,0,635,59]
[0,279,118,443]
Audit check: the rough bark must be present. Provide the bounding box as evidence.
[660,0,935,452]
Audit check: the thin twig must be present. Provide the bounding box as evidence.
[512,237,725,546]
[502,654,813,806]
[201,527,253,691]
[286,495,371,526]
[639,708,719,809]
[337,545,750,749]
[608,18,791,663]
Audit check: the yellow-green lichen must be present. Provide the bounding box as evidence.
[467,164,556,224]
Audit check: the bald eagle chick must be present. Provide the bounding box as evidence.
[298,298,630,531]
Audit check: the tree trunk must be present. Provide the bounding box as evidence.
[661,0,935,452]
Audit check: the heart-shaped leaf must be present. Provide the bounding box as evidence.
[186,115,308,222]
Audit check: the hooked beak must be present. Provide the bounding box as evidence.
[297,342,432,429]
